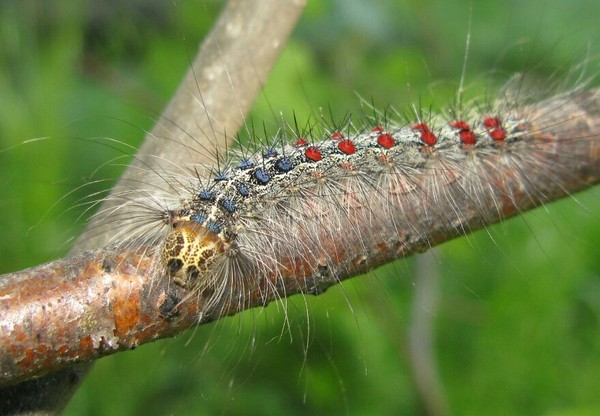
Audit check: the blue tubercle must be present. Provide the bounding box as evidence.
[235,182,250,197]
[275,157,294,173]
[220,199,236,213]
[191,211,208,224]
[198,189,215,201]
[253,168,271,185]
[205,220,223,234]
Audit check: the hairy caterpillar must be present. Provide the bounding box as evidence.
[116,105,548,319]
[2,0,600,415]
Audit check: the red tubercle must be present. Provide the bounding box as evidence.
[483,116,507,141]
[295,138,308,146]
[450,120,477,145]
[450,120,471,130]
[330,131,344,140]
[421,130,438,146]
[338,139,356,155]
[459,129,477,145]
[305,146,322,162]
[412,123,437,146]
[377,133,395,149]
[372,125,385,133]
[483,116,502,128]
[488,127,507,141]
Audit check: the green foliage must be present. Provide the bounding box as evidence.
[1,0,599,414]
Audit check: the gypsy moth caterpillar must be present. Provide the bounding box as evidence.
[2,0,600,414]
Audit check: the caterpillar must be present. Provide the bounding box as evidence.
[123,104,545,318]
[2,1,600,415]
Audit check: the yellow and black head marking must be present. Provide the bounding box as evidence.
[161,220,224,289]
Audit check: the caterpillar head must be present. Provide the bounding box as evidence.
[161,221,224,289]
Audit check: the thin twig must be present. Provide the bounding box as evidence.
[408,250,449,416]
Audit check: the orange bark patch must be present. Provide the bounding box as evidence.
[113,288,141,338]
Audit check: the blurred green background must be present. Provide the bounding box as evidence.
[1,0,600,414]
